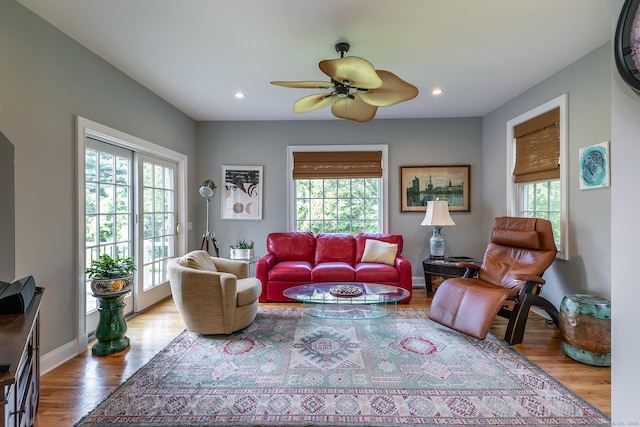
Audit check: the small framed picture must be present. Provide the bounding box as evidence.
[401,165,470,212]
[579,141,610,190]
[221,165,263,220]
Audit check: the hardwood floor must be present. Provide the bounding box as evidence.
[35,287,611,426]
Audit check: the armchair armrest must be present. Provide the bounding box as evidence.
[210,257,249,279]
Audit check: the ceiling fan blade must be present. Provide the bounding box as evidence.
[270,80,334,89]
[319,57,383,89]
[293,93,338,113]
[358,70,419,107]
[331,93,378,123]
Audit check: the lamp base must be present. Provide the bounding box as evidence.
[430,226,446,260]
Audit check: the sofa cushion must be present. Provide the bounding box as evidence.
[355,263,400,282]
[315,233,355,264]
[267,231,315,263]
[360,239,398,265]
[268,261,313,281]
[355,233,403,263]
[311,262,355,282]
[178,250,217,271]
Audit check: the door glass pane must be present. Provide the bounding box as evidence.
[85,141,133,315]
[141,160,176,291]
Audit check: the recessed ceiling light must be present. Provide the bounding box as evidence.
[431,88,443,96]
[234,92,245,99]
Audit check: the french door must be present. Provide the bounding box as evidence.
[136,155,176,310]
[83,142,177,334]
[84,138,135,333]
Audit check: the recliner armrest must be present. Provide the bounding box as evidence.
[457,262,479,278]
[513,273,545,284]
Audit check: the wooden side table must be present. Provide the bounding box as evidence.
[422,257,479,297]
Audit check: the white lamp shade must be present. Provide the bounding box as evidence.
[421,200,455,226]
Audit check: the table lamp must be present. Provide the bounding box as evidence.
[420,200,455,260]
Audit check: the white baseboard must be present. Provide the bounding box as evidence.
[40,339,81,375]
[412,276,426,287]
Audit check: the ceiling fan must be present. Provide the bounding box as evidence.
[271,42,419,123]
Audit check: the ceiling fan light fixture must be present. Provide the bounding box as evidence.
[271,41,419,122]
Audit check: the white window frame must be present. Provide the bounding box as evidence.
[287,145,389,233]
[76,116,188,351]
[506,94,569,260]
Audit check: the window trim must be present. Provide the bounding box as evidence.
[506,94,569,260]
[76,116,188,351]
[287,145,389,232]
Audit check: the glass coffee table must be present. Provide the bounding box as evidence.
[283,282,410,319]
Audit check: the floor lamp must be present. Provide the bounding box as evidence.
[199,179,220,257]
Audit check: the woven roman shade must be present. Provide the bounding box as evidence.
[512,107,560,183]
[292,151,383,179]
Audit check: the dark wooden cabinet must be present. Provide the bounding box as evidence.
[0,289,43,427]
[423,258,479,297]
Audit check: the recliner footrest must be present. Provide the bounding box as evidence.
[429,278,515,340]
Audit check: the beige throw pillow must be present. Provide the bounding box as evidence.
[361,239,398,265]
[178,250,218,272]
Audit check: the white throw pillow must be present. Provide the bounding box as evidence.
[361,239,398,266]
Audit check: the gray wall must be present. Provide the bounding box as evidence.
[482,43,611,308]
[0,0,198,355]
[196,118,484,278]
[611,0,640,421]
[0,132,15,282]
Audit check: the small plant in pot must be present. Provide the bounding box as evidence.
[87,254,136,296]
[229,239,255,259]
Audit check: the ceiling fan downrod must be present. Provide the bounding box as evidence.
[335,42,350,58]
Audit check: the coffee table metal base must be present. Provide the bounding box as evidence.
[302,301,396,319]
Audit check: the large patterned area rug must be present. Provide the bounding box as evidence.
[76,308,609,427]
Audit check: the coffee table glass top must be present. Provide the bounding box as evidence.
[283,282,409,304]
[283,282,409,319]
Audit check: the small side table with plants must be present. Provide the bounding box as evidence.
[86,254,136,356]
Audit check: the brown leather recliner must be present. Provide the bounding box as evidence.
[428,216,560,345]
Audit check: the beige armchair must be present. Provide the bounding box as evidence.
[167,250,262,335]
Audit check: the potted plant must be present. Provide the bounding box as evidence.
[229,239,255,259]
[86,253,136,296]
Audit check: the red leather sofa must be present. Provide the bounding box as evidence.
[255,231,412,302]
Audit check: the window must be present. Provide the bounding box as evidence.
[288,146,388,233]
[295,178,380,234]
[519,180,561,243]
[507,94,568,259]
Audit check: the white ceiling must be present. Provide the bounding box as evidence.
[18,0,611,122]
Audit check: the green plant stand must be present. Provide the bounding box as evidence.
[92,293,130,356]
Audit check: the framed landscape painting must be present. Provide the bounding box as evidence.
[401,165,470,212]
[221,165,263,220]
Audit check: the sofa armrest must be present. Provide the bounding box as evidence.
[256,253,277,302]
[395,255,413,297]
